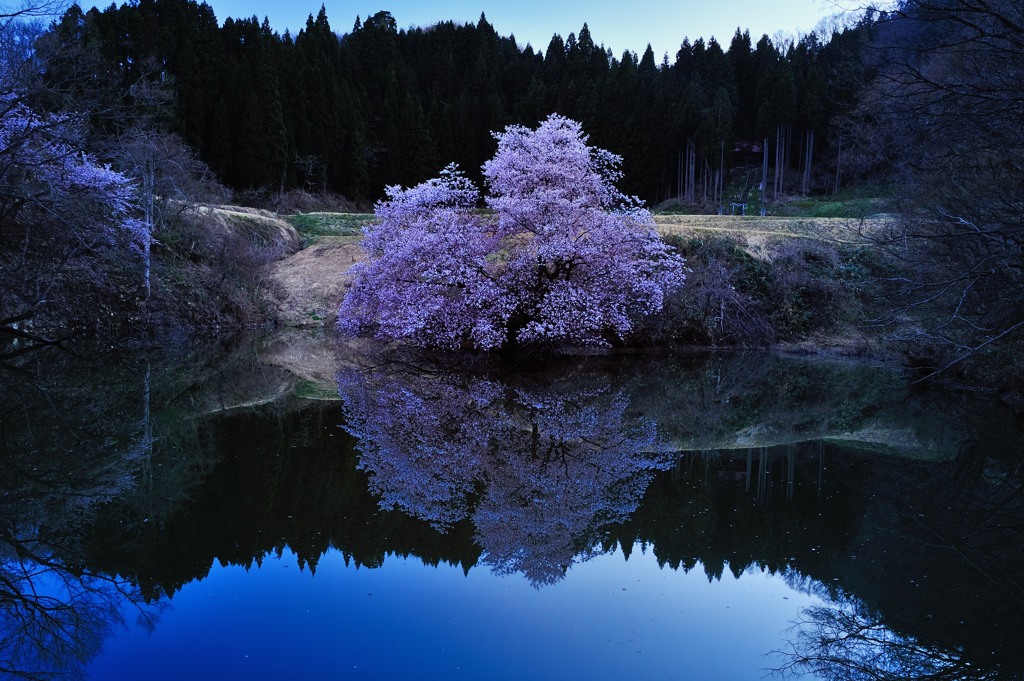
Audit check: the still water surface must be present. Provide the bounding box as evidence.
[1,332,1021,680]
[88,549,821,680]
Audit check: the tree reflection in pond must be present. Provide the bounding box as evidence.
[769,417,1024,681]
[0,415,162,681]
[337,363,671,585]
[0,342,254,678]
[776,597,1003,681]
[337,352,1024,677]
[0,541,158,680]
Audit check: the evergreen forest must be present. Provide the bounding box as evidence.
[49,1,868,206]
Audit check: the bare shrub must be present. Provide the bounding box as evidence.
[272,190,362,215]
[643,235,872,347]
[768,239,853,335]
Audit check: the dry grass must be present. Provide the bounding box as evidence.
[193,204,301,247]
[653,214,893,256]
[266,235,363,327]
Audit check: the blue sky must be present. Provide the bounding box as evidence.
[141,0,836,59]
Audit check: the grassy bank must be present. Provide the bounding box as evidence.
[285,212,374,244]
[0,206,912,370]
[269,211,888,355]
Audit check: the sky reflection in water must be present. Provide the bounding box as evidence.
[88,546,823,681]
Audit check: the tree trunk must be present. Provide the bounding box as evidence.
[761,137,769,214]
[834,133,842,195]
[685,138,696,204]
[802,129,814,196]
[677,149,683,199]
[718,140,725,210]
[143,161,155,302]
[773,127,778,200]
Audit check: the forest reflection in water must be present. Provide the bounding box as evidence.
[0,332,1022,680]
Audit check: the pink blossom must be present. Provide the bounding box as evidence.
[0,93,140,248]
[339,115,685,350]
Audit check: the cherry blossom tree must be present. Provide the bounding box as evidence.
[339,115,686,351]
[0,91,143,337]
[0,95,140,238]
[1,10,150,342]
[0,103,141,332]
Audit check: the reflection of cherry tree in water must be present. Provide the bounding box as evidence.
[336,371,496,528]
[337,364,672,586]
[478,387,666,585]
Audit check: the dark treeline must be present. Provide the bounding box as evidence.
[52,1,867,205]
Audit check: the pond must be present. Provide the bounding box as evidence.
[1,331,1022,680]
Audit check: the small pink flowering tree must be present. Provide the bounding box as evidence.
[0,96,140,242]
[1,93,143,334]
[339,115,685,350]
